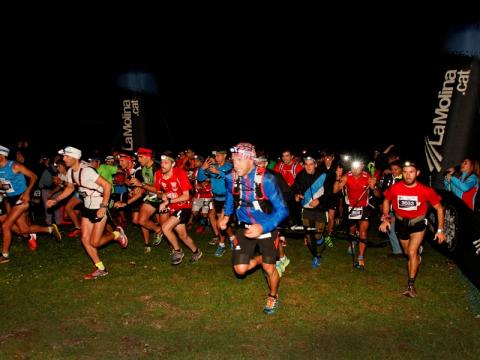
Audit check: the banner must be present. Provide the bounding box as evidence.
[424,23,480,289]
[120,97,145,151]
[116,72,158,152]
[424,24,480,188]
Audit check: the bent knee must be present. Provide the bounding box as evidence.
[234,265,248,275]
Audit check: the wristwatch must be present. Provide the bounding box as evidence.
[100,203,108,208]
[437,228,444,233]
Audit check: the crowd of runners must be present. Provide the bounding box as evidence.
[1,141,478,314]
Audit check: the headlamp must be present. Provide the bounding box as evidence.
[351,160,362,170]
[303,156,316,163]
[161,155,175,162]
[402,161,418,169]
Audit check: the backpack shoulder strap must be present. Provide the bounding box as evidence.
[254,167,267,200]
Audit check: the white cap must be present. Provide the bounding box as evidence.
[58,146,82,159]
[0,145,9,157]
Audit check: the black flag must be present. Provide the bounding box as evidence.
[424,24,480,188]
[116,72,158,151]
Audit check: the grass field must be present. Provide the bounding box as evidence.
[1,224,479,359]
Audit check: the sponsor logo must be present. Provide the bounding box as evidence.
[425,69,471,172]
[122,100,133,151]
[473,238,480,256]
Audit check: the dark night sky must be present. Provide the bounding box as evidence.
[3,12,478,160]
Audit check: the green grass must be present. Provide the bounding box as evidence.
[1,225,479,359]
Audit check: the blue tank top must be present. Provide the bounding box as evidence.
[0,161,27,196]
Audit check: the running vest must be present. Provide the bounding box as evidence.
[232,167,272,213]
[70,166,103,198]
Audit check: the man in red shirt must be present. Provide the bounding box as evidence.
[380,161,446,298]
[334,160,380,270]
[274,149,304,226]
[274,149,303,187]
[154,151,202,265]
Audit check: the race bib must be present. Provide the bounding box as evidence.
[0,178,14,194]
[397,195,418,211]
[348,206,363,220]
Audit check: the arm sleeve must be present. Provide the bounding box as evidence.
[450,174,478,193]
[224,173,234,216]
[196,167,208,182]
[216,163,232,180]
[444,177,450,191]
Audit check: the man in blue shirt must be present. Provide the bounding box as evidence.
[219,143,288,315]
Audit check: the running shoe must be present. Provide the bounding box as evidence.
[208,236,219,246]
[171,249,185,265]
[67,228,81,238]
[402,285,417,298]
[324,234,334,248]
[84,268,108,280]
[311,256,321,268]
[190,249,203,263]
[275,261,284,277]
[152,232,163,246]
[263,295,280,315]
[28,233,37,251]
[116,226,128,248]
[51,224,62,241]
[281,256,291,271]
[214,245,226,257]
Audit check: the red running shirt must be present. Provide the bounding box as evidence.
[345,171,370,207]
[383,181,441,219]
[154,168,193,211]
[274,162,303,187]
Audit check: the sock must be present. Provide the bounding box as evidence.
[229,235,235,241]
[218,243,225,248]
[2,252,9,258]
[95,262,105,271]
[112,231,120,240]
[279,256,286,261]
[408,277,415,286]
[48,226,53,234]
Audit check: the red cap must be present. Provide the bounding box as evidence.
[136,147,153,157]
